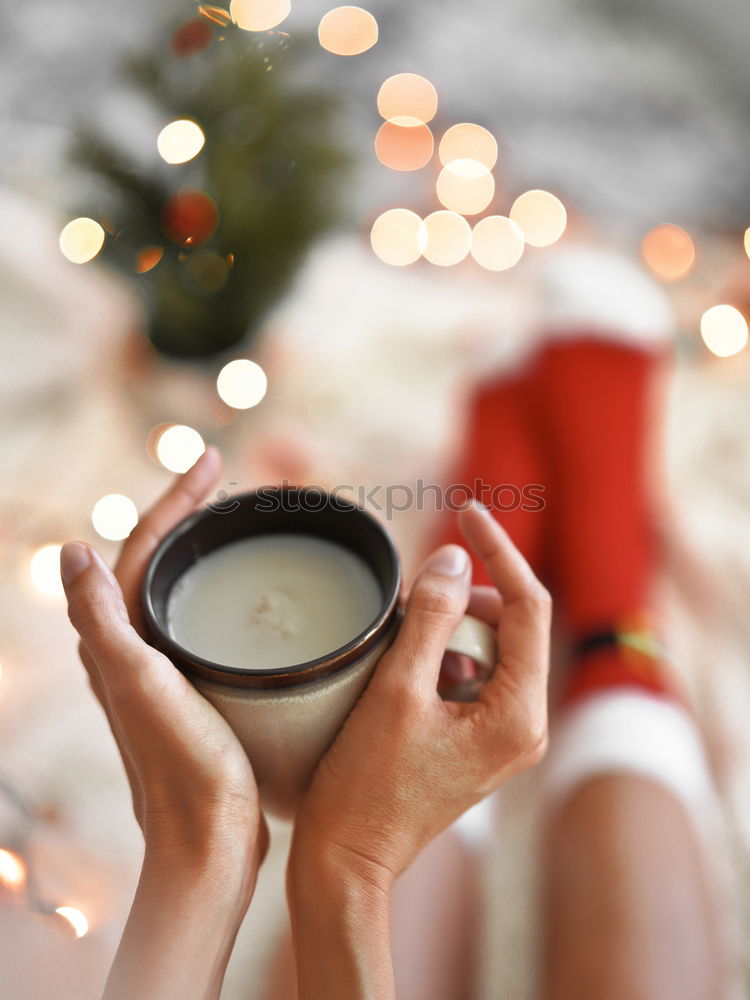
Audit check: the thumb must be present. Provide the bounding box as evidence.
[378,545,471,693]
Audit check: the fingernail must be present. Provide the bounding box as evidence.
[426,544,469,576]
[60,542,91,586]
[471,499,492,516]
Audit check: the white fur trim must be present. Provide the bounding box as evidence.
[543,689,718,833]
[531,246,675,348]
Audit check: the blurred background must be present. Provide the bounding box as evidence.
[1,0,749,996]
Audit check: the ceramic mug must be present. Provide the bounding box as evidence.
[143,486,497,817]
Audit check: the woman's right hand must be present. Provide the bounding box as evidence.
[287,502,551,999]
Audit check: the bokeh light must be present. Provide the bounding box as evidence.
[370,208,424,266]
[641,223,695,281]
[157,119,206,165]
[162,191,219,248]
[230,0,290,31]
[318,6,378,55]
[471,216,525,271]
[198,4,232,26]
[375,120,434,172]
[217,359,268,409]
[509,190,567,248]
[136,246,164,274]
[55,906,89,939]
[0,849,26,891]
[29,545,64,599]
[59,218,105,265]
[91,494,139,542]
[185,250,230,294]
[377,74,438,125]
[156,425,206,473]
[436,160,495,216]
[743,227,750,260]
[438,123,497,170]
[171,19,214,57]
[700,304,748,357]
[421,211,471,267]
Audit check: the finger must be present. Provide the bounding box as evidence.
[115,446,222,626]
[466,585,502,627]
[376,544,471,695]
[457,503,539,603]
[458,503,551,704]
[61,541,174,718]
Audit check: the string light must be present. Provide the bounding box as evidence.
[91,495,139,542]
[217,359,268,409]
[377,74,438,126]
[700,305,748,358]
[509,190,567,248]
[29,545,65,599]
[370,209,425,266]
[59,218,105,265]
[156,425,206,473]
[54,906,89,939]
[421,211,471,266]
[198,4,232,26]
[641,224,695,281]
[438,123,497,170]
[374,120,434,172]
[318,6,378,55]
[436,159,495,216]
[157,120,206,165]
[0,848,26,891]
[471,215,525,271]
[230,0,290,31]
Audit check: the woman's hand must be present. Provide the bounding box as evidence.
[287,502,551,999]
[61,449,266,1000]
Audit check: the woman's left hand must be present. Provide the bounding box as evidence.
[61,449,266,1000]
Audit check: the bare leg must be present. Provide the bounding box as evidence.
[263,826,480,1000]
[541,774,724,1000]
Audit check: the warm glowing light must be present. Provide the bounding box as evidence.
[318,6,378,55]
[157,119,205,165]
[377,74,438,125]
[375,120,434,172]
[59,218,105,265]
[91,494,139,542]
[370,209,424,267]
[230,0,290,31]
[136,246,164,274]
[471,216,525,272]
[156,425,206,473]
[436,160,495,216]
[0,849,26,891]
[421,211,471,267]
[509,190,567,248]
[217,359,268,409]
[745,228,750,260]
[55,906,89,939]
[29,545,64,599]
[162,190,219,248]
[438,123,497,170]
[700,305,748,358]
[198,4,232,26]
[641,224,695,281]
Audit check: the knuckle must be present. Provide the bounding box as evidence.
[527,581,552,614]
[409,578,461,622]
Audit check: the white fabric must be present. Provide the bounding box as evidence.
[543,689,719,832]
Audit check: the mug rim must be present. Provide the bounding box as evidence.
[141,486,401,690]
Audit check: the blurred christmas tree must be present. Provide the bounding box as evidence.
[71,13,352,358]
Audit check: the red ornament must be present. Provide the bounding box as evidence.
[171,19,214,57]
[162,190,219,248]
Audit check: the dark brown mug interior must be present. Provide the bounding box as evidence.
[142,486,401,689]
